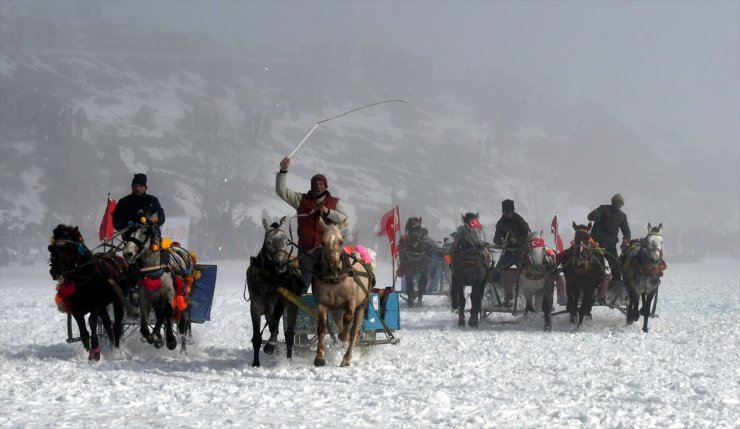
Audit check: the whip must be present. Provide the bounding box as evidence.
[286,99,406,159]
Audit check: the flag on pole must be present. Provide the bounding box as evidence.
[378,206,400,257]
[98,195,116,242]
[551,213,564,253]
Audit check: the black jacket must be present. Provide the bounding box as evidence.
[112,193,165,230]
[493,213,531,246]
[587,205,630,247]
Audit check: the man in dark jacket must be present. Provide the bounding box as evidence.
[490,200,531,305]
[276,157,348,293]
[113,173,166,235]
[112,173,165,313]
[587,193,631,291]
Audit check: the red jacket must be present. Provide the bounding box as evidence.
[296,193,339,249]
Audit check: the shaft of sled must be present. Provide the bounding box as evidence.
[277,286,319,320]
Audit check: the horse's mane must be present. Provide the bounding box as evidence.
[405,217,422,232]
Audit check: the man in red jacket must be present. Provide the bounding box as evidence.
[276,157,348,293]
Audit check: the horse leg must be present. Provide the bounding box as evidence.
[73,312,91,352]
[284,303,298,359]
[468,280,483,328]
[418,269,429,307]
[112,301,123,349]
[151,303,165,349]
[264,300,283,354]
[88,313,101,361]
[641,291,656,333]
[340,302,367,367]
[625,281,640,324]
[139,295,154,344]
[524,291,535,314]
[542,282,553,332]
[340,307,353,343]
[456,281,466,327]
[164,300,177,351]
[314,305,328,367]
[98,307,114,348]
[566,286,578,325]
[250,302,264,367]
[578,286,596,328]
[449,273,459,311]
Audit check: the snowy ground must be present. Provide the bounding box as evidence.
[0,258,738,428]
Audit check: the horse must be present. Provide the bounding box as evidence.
[48,224,129,360]
[518,230,557,331]
[246,216,303,367]
[311,218,374,367]
[621,223,666,333]
[561,222,605,328]
[450,213,492,328]
[398,217,430,307]
[122,217,194,350]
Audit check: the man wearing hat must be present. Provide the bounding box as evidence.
[113,173,166,233]
[276,157,348,293]
[588,193,631,300]
[112,173,166,314]
[491,199,531,306]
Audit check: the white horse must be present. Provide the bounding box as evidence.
[122,219,178,350]
[621,223,666,333]
[518,230,557,331]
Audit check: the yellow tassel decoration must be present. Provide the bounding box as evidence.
[161,237,173,249]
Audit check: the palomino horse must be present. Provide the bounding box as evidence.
[450,213,492,328]
[621,223,666,333]
[48,225,129,360]
[398,217,429,307]
[561,222,605,328]
[519,230,557,331]
[122,217,194,350]
[311,218,374,367]
[246,216,303,367]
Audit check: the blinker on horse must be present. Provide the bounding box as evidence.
[49,224,128,361]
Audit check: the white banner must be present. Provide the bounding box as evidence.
[161,217,190,249]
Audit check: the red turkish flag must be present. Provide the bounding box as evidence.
[551,213,564,254]
[98,196,116,242]
[378,206,400,256]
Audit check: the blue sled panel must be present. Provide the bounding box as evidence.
[293,292,400,332]
[190,264,217,323]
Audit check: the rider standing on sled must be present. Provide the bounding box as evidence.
[276,157,348,294]
[112,173,166,312]
[490,199,531,307]
[587,193,631,303]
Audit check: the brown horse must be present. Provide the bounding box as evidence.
[561,222,605,328]
[311,218,373,367]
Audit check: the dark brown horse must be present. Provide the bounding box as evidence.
[398,217,429,307]
[561,222,605,328]
[311,218,374,367]
[621,223,666,333]
[450,213,492,328]
[49,225,129,360]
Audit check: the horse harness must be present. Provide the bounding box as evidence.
[314,252,376,297]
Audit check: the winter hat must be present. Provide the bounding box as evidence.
[311,174,328,188]
[611,193,624,206]
[502,199,515,212]
[132,173,147,187]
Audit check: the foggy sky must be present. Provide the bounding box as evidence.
[97,0,739,156]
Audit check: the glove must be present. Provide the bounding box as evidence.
[507,237,518,246]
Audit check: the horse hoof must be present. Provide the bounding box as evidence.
[544,325,551,332]
[153,338,164,349]
[88,348,101,361]
[468,319,478,328]
[166,339,177,351]
[314,357,326,367]
[263,342,276,355]
[340,359,351,367]
[145,335,155,345]
[252,361,260,367]
[457,319,465,327]
[287,350,293,359]
[407,300,415,308]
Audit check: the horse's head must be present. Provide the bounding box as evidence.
[319,217,346,276]
[261,216,290,273]
[405,217,423,243]
[122,220,154,263]
[48,224,87,280]
[525,230,547,268]
[643,222,664,264]
[571,221,595,268]
[460,212,485,245]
